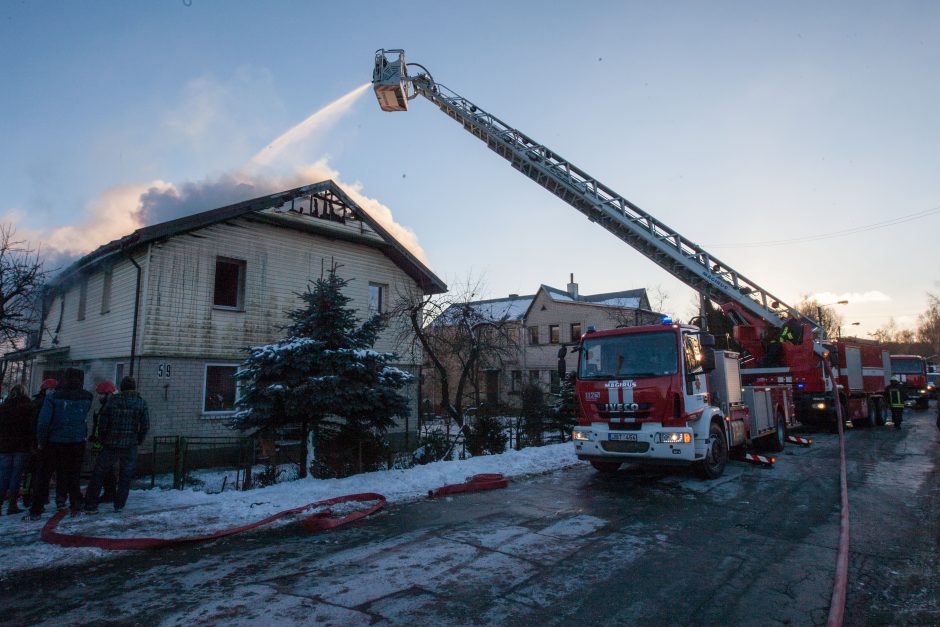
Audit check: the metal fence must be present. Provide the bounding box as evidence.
[151,435,254,490]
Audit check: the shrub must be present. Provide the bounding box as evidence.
[466,414,508,456]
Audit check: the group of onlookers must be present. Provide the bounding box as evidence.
[0,368,149,520]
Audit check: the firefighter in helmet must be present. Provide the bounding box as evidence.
[886,377,905,428]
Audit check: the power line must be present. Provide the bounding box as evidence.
[703,204,940,248]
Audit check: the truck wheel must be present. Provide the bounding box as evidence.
[698,422,728,479]
[766,410,786,452]
[590,461,621,473]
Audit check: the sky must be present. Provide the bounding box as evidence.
[1,1,938,336]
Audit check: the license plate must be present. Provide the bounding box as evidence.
[608,433,638,442]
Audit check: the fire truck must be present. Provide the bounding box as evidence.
[889,354,929,409]
[372,50,850,477]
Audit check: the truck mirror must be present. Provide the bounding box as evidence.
[557,356,566,380]
[702,349,717,372]
[700,333,716,348]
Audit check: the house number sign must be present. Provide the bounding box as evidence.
[157,364,172,379]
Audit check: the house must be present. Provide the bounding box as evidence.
[424,275,663,414]
[8,180,446,450]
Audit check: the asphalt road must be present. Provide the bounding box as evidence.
[2,406,937,626]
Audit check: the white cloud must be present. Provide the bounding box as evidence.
[813,290,891,304]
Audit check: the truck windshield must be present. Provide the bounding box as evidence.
[579,331,678,379]
[891,358,925,375]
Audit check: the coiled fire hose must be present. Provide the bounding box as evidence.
[41,473,510,550]
[41,492,386,550]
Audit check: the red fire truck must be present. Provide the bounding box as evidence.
[889,354,928,409]
[372,49,864,477]
[569,322,794,478]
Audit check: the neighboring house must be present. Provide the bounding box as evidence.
[6,180,446,450]
[425,275,663,413]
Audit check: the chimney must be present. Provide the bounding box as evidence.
[567,273,579,299]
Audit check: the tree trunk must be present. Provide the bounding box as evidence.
[298,419,309,479]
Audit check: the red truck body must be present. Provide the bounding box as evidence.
[722,308,890,428]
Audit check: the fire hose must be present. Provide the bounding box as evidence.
[40,492,386,550]
[822,359,850,627]
[427,473,508,498]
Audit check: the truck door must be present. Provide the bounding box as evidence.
[682,333,709,417]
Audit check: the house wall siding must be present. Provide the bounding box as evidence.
[142,218,414,358]
[40,252,146,361]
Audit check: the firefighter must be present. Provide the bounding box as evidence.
[886,377,905,428]
[88,381,118,503]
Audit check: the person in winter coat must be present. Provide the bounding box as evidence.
[26,368,93,520]
[20,378,58,510]
[84,376,149,514]
[0,385,35,515]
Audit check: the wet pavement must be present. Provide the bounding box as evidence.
[2,406,937,626]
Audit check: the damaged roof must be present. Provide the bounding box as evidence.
[49,180,446,294]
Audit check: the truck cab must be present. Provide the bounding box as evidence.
[571,322,731,477]
[572,320,794,478]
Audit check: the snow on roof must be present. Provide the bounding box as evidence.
[437,294,534,324]
[542,285,646,310]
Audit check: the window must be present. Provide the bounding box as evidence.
[114,363,125,386]
[204,365,239,413]
[368,283,386,315]
[77,278,88,321]
[549,325,560,344]
[511,370,522,392]
[570,323,582,342]
[550,370,561,393]
[213,258,246,309]
[101,269,113,314]
[528,326,540,345]
[529,369,540,384]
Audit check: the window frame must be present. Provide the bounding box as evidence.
[528,369,541,384]
[528,325,540,346]
[212,257,247,311]
[549,324,560,344]
[368,282,387,316]
[570,322,582,343]
[202,363,241,416]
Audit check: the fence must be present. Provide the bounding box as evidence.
[151,435,255,490]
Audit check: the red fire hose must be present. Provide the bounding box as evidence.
[427,473,508,498]
[40,492,386,551]
[822,359,850,627]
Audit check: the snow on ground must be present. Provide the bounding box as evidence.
[0,443,582,578]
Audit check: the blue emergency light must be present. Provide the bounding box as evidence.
[661,315,673,325]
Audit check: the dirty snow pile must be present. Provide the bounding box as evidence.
[0,443,582,577]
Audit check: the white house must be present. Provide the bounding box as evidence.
[10,180,446,451]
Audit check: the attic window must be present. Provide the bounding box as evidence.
[213,257,246,310]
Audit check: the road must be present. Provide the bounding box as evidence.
[2,406,937,626]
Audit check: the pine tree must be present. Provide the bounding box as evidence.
[233,264,413,478]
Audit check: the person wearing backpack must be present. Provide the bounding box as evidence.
[84,376,149,514]
[26,368,93,520]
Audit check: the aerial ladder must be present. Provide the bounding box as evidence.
[372,50,816,352]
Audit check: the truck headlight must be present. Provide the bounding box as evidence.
[572,430,590,441]
[655,432,692,444]
[919,389,927,394]
[813,402,827,410]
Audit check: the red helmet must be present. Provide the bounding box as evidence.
[40,378,58,391]
[95,380,117,395]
